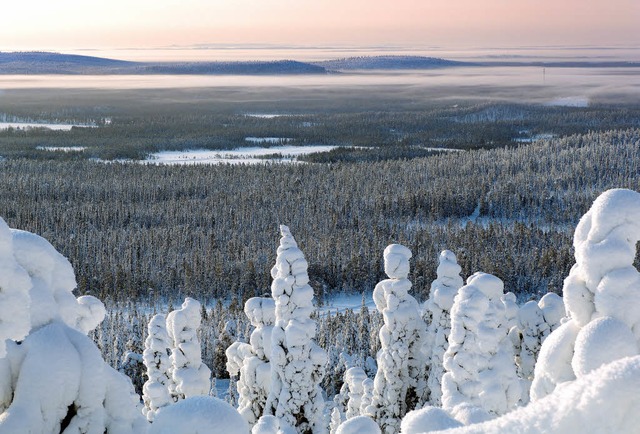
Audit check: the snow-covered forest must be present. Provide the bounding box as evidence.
[1,186,639,433]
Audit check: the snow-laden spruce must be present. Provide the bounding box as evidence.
[366,244,427,434]
[513,293,565,404]
[166,298,212,401]
[0,217,147,433]
[441,272,521,419]
[344,367,368,419]
[531,188,640,400]
[422,250,463,407]
[142,314,173,421]
[227,297,275,426]
[261,225,327,434]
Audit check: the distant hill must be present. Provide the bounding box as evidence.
[0,52,136,74]
[133,60,327,75]
[314,55,473,71]
[0,52,328,75]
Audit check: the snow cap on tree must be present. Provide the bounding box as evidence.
[0,218,32,356]
[423,249,464,407]
[167,297,212,400]
[538,292,565,329]
[0,219,147,433]
[431,250,464,311]
[368,243,427,434]
[344,367,368,419]
[442,272,521,416]
[143,313,173,421]
[532,189,640,401]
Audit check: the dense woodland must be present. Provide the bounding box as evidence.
[0,128,638,306]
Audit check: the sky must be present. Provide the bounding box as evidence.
[1,0,639,54]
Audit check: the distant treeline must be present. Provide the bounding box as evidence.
[0,128,639,304]
[1,102,640,161]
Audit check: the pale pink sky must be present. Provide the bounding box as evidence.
[1,0,638,51]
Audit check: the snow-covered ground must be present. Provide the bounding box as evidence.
[0,121,95,131]
[244,137,292,144]
[545,96,589,107]
[144,146,340,165]
[36,146,88,152]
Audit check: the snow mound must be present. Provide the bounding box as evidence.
[150,396,249,434]
[401,407,462,433]
[572,316,639,376]
[430,355,640,434]
[336,415,381,434]
[0,218,146,433]
[532,188,640,400]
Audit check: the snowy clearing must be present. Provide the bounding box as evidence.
[0,121,96,131]
[244,137,292,144]
[144,146,341,165]
[36,146,88,152]
[545,96,589,107]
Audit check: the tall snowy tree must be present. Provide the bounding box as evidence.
[166,297,212,401]
[441,272,521,419]
[142,313,173,421]
[262,225,327,434]
[226,296,275,426]
[422,250,463,407]
[365,244,426,434]
[531,189,640,401]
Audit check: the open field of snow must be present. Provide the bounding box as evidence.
[144,145,341,165]
[36,146,88,152]
[0,121,94,131]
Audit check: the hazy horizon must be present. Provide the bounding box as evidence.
[2,44,640,63]
[2,0,638,60]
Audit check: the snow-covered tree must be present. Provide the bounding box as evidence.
[366,244,426,434]
[142,313,173,421]
[119,313,146,396]
[531,189,640,401]
[344,367,368,419]
[262,225,327,434]
[227,297,275,426]
[0,217,147,433]
[359,378,374,416]
[166,297,212,401]
[422,250,463,406]
[441,272,521,418]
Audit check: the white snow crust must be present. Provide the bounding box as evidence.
[150,396,249,434]
[427,355,640,434]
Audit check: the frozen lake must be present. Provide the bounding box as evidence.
[0,121,94,131]
[145,145,341,165]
